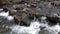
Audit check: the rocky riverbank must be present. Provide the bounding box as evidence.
[0,0,60,34]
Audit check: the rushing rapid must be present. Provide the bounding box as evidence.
[10,21,60,34]
[0,10,60,34]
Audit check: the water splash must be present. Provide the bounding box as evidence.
[10,21,60,34]
[0,8,3,11]
[45,24,60,34]
[0,11,9,17]
[0,11,14,20]
[10,21,40,34]
[7,16,14,20]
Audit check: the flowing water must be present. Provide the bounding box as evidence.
[0,10,60,34]
[9,21,60,34]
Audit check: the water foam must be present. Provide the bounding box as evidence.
[10,21,60,34]
[10,21,40,34]
[0,11,14,20]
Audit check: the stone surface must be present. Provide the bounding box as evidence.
[0,0,60,34]
[0,27,11,34]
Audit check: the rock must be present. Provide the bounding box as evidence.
[13,8,35,26]
[3,8,8,12]
[39,29,55,34]
[51,1,60,6]
[14,12,34,26]
[0,27,11,34]
[22,8,40,17]
[0,16,15,26]
[10,0,22,4]
[22,8,31,13]
[58,32,60,34]
[20,15,34,26]
[39,30,50,34]
[14,14,22,24]
[30,0,40,2]
[0,0,10,5]
[9,9,17,16]
[31,4,37,7]
[13,5,20,9]
[46,16,60,26]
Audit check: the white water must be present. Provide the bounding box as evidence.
[10,21,60,34]
[0,8,3,11]
[0,9,60,34]
[0,11,9,17]
[0,11,14,20]
[10,21,40,34]
[10,16,60,34]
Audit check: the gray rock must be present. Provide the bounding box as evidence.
[39,29,55,34]
[0,27,11,34]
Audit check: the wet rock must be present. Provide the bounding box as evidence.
[22,8,31,13]
[10,0,22,4]
[30,0,40,2]
[13,8,35,26]
[1,0,60,34]
[14,14,22,24]
[14,12,34,26]
[22,8,41,17]
[0,27,11,34]
[12,5,20,9]
[39,29,55,34]
[39,30,50,34]
[58,32,60,34]
[31,4,37,7]
[51,1,60,6]
[46,16,60,26]
[0,0,22,5]
[40,26,46,30]
[0,16,15,26]
[3,8,8,12]
[15,8,20,10]
[20,15,34,26]
[8,9,17,16]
